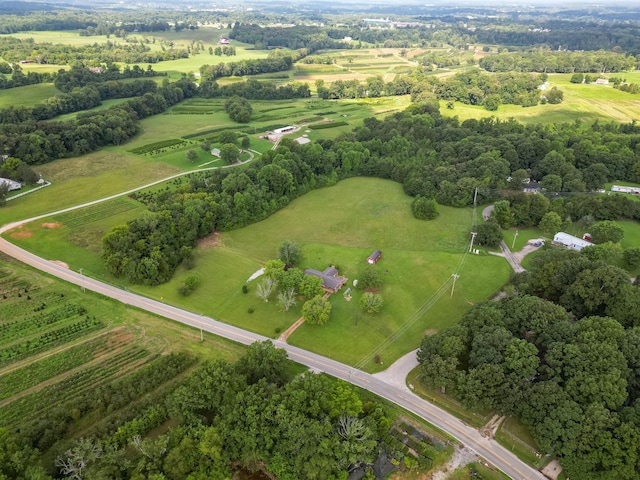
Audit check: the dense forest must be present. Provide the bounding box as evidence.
[418,249,640,480]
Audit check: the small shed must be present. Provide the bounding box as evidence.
[211,148,221,157]
[367,250,382,265]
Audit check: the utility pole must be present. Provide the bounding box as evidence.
[200,328,204,342]
[451,274,460,298]
[469,231,477,253]
[512,229,519,250]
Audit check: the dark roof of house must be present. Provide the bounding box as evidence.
[368,250,382,259]
[373,452,396,479]
[524,181,540,190]
[304,266,347,292]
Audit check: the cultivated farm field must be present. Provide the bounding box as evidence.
[0,255,245,454]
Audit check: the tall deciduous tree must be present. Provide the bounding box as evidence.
[302,295,331,325]
[278,239,301,266]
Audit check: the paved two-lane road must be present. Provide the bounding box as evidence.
[0,233,545,480]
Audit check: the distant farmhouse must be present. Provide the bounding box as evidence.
[218,37,230,45]
[304,266,347,293]
[611,185,640,195]
[553,232,593,252]
[0,178,21,191]
[523,181,541,194]
[367,250,382,265]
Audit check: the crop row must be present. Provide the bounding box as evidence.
[182,126,240,139]
[13,353,194,451]
[55,198,140,228]
[129,138,186,154]
[0,291,64,322]
[0,316,103,367]
[0,334,122,400]
[0,346,153,425]
[0,303,83,346]
[308,121,349,130]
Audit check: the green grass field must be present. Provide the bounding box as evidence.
[126,178,510,371]
[6,178,511,371]
[0,83,60,108]
[441,73,640,125]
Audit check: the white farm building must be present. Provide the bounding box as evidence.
[0,178,21,191]
[553,232,593,252]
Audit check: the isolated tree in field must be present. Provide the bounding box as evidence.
[360,292,383,314]
[358,266,382,290]
[590,220,624,244]
[546,86,564,104]
[218,131,237,145]
[278,239,301,266]
[256,278,277,302]
[302,295,331,325]
[476,219,503,248]
[538,211,562,234]
[201,140,211,152]
[299,274,324,298]
[278,288,297,312]
[186,149,198,162]
[241,136,251,149]
[220,143,240,164]
[411,196,439,220]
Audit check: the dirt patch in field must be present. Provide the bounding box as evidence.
[9,227,31,239]
[41,222,61,229]
[423,328,437,336]
[50,260,69,269]
[197,231,221,248]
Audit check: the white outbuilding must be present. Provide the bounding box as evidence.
[0,178,21,191]
[553,232,593,252]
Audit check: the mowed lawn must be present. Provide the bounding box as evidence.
[133,177,511,371]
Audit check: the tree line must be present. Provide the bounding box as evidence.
[199,53,296,80]
[479,50,637,74]
[100,101,640,284]
[0,36,189,66]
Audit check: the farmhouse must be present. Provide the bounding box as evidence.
[218,37,230,45]
[523,181,540,194]
[367,250,382,264]
[273,126,296,135]
[304,266,347,293]
[0,178,21,191]
[553,232,593,252]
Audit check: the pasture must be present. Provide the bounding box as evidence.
[131,177,511,371]
[441,73,640,125]
[0,82,60,108]
[6,178,510,371]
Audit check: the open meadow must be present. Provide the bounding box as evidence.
[8,177,511,372]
